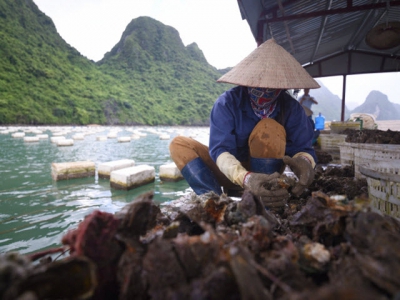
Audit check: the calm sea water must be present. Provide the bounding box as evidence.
[0,126,209,255]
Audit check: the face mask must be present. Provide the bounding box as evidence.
[248,87,282,118]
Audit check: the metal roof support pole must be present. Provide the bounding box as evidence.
[341,75,347,122]
[277,0,295,53]
[310,0,333,62]
[346,0,382,50]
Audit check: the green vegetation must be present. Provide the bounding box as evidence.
[0,0,229,125]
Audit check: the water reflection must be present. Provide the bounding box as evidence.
[0,126,206,254]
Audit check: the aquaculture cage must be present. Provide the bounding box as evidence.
[359,165,400,219]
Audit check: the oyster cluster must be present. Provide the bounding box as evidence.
[1,168,400,299]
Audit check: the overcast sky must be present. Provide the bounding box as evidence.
[33,0,400,110]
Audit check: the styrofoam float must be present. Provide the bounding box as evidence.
[98,159,135,179]
[51,161,95,181]
[159,162,183,182]
[110,165,155,190]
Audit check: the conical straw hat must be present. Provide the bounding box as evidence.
[217,39,320,89]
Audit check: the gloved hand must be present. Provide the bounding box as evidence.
[243,172,289,208]
[283,155,315,196]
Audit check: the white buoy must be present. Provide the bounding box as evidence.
[96,136,107,141]
[37,134,49,139]
[133,131,147,137]
[98,159,136,178]
[52,131,65,136]
[51,136,65,143]
[159,162,183,182]
[12,132,25,138]
[56,139,74,146]
[118,136,131,143]
[110,165,155,190]
[130,134,141,140]
[72,134,85,140]
[24,136,40,142]
[159,134,170,140]
[51,161,95,181]
[107,132,118,139]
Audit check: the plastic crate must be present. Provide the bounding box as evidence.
[318,134,347,163]
[339,142,354,166]
[359,165,400,219]
[330,121,361,134]
[353,144,400,178]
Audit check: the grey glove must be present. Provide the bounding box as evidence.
[243,172,289,208]
[283,155,315,197]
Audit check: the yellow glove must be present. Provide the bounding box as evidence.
[216,152,248,187]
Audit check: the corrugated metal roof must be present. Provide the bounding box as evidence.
[238,0,400,77]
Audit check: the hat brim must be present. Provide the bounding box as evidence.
[217,39,320,89]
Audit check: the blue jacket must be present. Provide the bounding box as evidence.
[209,86,317,163]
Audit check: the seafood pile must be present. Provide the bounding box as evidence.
[344,128,400,144]
[1,166,400,300]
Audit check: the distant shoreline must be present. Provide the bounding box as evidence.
[375,120,400,131]
[1,122,399,131]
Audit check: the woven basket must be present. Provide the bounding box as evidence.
[353,144,400,179]
[359,165,400,219]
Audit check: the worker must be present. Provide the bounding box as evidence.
[299,88,318,118]
[293,89,300,99]
[169,39,320,209]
